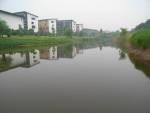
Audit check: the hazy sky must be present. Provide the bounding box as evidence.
[0,0,150,31]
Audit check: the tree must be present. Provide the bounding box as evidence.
[0,19,10,38]
[64,28,73,38]
[100,29,103,33]
[120,28,128,36]
[134,19,150,31]
[28,29,34,35]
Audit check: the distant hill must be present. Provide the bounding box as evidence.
[81,28,99,37]
[134,19,150,31]
[97,31,120,46]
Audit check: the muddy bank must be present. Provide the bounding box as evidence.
[128,52,150,77]
[125,45,150,77]
[127,44,150,64]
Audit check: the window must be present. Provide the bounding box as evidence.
[19,24,22,29]
[31,22,34,24]
[51,21,54,23]
[32,17,35,20]
[52,28,55,30]
[32,25,35,29]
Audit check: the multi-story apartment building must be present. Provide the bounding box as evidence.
[15,11,38,32]
[0,10,24,30]
[38,19,57,34]
[57,20,76,35]
[76,24,83,32]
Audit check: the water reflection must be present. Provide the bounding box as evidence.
[0,45,84,72]
[0,50,40,72]
[0,43,150,113]
[128,53,150,77]
[119,49,126,60]
[0,43,150,80]
[40,46,58,60]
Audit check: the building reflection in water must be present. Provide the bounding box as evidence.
[0,45,84,72]
[24,50,40,67]
[57,45,77,58]
[40,46,58,60]
[40,45,83,60]
[0,49,40,72]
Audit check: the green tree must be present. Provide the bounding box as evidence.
[120,28,128,36]
[134,19,150,31]
[64,28,73,38]
[0,19,10,38]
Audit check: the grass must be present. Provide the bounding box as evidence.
[130,29,150,49]
[0,35,98,54]
[0,35,82,47]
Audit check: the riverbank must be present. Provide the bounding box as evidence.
[117,30,150,64]
[0,36,98,54]
[127,44,150,64]
[0,36,83,47]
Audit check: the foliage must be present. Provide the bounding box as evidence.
[64,28,73,38]
[81,29,99,37]
[11,29,35,36]
[120,28,128,36]
[134,19,150,31]
[97,31,120,46]
[130,29,150,49]
[0,19,10,37]
[0,36,84,47]
[0,55,12,71]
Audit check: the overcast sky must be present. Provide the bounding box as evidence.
[0,0,150,31]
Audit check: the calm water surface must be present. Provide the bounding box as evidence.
[0,45,150,113]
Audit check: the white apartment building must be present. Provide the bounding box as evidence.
[72,20,77,32]
[15,11,39,32]
[49,19,57,34]
[76,24,83,32]
[38,19,57,34]
[0,10,24,30]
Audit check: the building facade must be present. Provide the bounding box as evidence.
[57,20,76,35]
[15,11,38,32]
[38,19,57,34]
[0,10,24,30]
[76,24,83,32]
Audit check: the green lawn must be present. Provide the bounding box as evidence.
[0,36,82,47]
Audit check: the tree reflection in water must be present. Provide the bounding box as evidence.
[119,50,126,60]
[128,53,150,78]
[0,54,12,71]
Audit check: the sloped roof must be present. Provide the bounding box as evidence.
[0,10,23,18]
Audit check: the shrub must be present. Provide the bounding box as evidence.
[64,28,73,38]
[130,29,150,49]
[0,19,11,37]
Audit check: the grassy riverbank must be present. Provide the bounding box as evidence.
[0,35,98,53]
[0,36,83,47]
[130,29,150,49]
[117,29,150,63]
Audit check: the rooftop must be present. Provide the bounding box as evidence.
[15,11,38,17]
[58,20,76,23]
[0,10,23,18]
[39,18,58,21]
